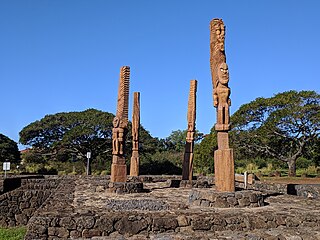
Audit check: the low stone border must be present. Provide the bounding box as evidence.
[288,184,320,199]
[239,181,320,199]
[241,181,288,194]
[180,179,211,188]
[189,190,264,208]
[25,206,320,239]
[107,182,144,194]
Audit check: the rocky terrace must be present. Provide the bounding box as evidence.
[23,176,320,239]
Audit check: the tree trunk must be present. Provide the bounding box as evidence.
[287,159,296,177]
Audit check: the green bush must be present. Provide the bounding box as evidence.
[37,166,58,175]
[100,170,110,175]
[235,158,269,171]
[297,165,319,177]
[58,170,67,175]
[306,165,318,175]
[267,158,287,170]
[24,163,42,173]
[92,170,101,176]
[22,160,88,175]
[245,163,259,172]
[296,157,314,169]
[258,163,275,176]
[195,166,212,176]
[235,159,248,169]
[252,158,267,169]
[235,167,245,174]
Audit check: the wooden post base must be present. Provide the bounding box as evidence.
[130,156,139,176]
[111,163,127,182]
[214,148,235,192]
[182,152,194,181]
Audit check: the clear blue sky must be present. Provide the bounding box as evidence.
[1,0,319,148]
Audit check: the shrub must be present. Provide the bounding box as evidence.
[25,164,42,173]
[296,157,313,169]
[235,159,248,169]
[245,163,259,173]
[37,166,58,175]
[195,166,211,176]
[58,170,67,175]
[306,165,318,176]
[100,170,110,175]
[257,163,275,176]
[253,158,267,169]
[235,167,246,174]
[92,170,101,176]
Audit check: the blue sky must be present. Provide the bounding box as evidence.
[1,0,320,147]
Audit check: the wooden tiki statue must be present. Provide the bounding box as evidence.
[182,80,197,181]
[111,66,130,182]
[210,19,235,192]
[130,92,140,176]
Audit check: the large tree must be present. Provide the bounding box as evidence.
[164,129,204,152]
[19,109,114,172]
[19,108,158,173]
[193,128,217,175]
[231,90,320,176]
[0,133,21,164]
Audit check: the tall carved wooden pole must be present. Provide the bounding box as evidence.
[210,19,235,192]
[130,92,140,176]
[182,80,197,181]
[111,66,130,182]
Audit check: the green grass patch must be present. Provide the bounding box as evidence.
[0,227,27,240]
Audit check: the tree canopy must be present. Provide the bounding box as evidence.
[19,108,158,173]
[231,90,320,176]
[193,128,216,175]
[164,129,204,152]
[0,133,20,164]
[20,109,114,163]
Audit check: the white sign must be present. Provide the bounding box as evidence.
[3,162,10,171]
[86,152,91,159]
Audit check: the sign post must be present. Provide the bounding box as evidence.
[244,171,248,189]
[86,152,91,176]
[3,162,10,178]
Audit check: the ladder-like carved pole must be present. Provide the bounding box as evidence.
[182,80,197,181]
[111,66,130,182]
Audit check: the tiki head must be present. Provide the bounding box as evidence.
[113,116,120,128]
[217,63,229,86]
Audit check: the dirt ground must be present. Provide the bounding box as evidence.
[260,176,320,184]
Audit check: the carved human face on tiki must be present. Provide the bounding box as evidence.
[113,117,120,128]
[218,63,229,85]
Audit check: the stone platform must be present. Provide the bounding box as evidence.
[24,176,320,239]
[189,189,264,208]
